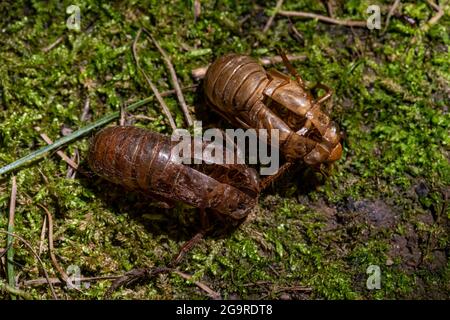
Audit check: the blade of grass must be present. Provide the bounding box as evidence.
[0,96,154,176]
[0,84,197,177]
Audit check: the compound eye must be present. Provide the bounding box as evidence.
[324,122,340,144]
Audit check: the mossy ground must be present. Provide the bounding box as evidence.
[0,0,449,299]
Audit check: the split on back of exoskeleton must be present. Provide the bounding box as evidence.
[204,52,343,168]
[265,51,343,166]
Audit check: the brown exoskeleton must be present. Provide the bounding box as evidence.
[88,126,260,294]
[88,126,259,221]
[204,53,343,186]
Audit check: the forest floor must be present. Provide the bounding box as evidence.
[0,0,449,299]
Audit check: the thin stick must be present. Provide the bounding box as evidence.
[0,230,58,299]
[193,0,201,21]
[0,281,33,300]
[427,0,441,11]
[288,18,304,43]
[66,149,79,179]
[263,0,284,32]
[42,36,65,53]
[278,10,367,27]
[383,0,401,34]
[6,176,17,299]
[143,29,193,127]
[128,114,157,122]
[34,127,79,170]
[424,0,446,27]
[67,96,90,178]
[325,0,335,18]
[38,215,47,256]
[132,28,177,131]
[191,54,307,79]
[80,96,90,122]
[105,267,172,298]
[38,204,70,286]
[274,285,312,293]
[174,270,221,299]
[119,105,126,126]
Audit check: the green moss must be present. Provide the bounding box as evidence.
[0,0,449,299]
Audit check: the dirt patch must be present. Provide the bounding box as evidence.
[344,198,399,230]
[424,250,447,272]
[310,198,338,232]
[388,224,422,270]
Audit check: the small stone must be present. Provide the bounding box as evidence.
[386,258,394,266]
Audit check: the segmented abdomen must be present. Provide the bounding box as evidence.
[88,126,258,220]
[204,54,268,113]
[88,126,173,193]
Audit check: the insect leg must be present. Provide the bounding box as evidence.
[106,209,210,297]
[278,49,305,87]
[170,208,210,267]
[259,161,294,191]
[171,232,205,267]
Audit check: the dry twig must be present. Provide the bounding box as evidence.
[38,215,47,257]
[143,29,193,127]
[278,10,367,27]
[66,149,79,179]
[105,267,172,298]
[119,105,126,126]
[174,270,221,299]
[424,0,446,28]
[427,0,441,11]
[80,96,90,122]
[263,0,284,32]
[288,18,304,43]
[38,204,71,287]
[101,268,220,300]
[132,29,177,131]
[42,36,65,53]
[324,0,335,18]
[6,176,17,299]
[193,0,201,21]
[127,114,157,122]
[383,0,401,34]
[34,127,78,170]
